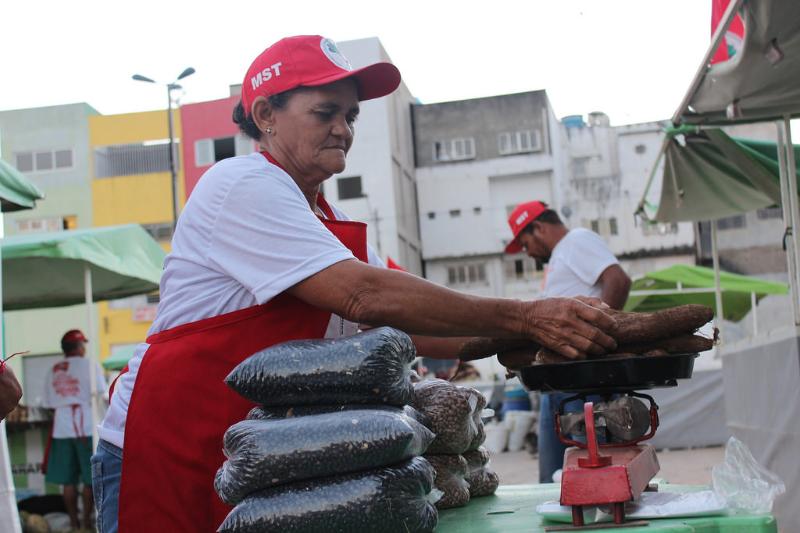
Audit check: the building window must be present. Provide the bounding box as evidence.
[609,217,618,236]
[473,206,482,215]
[446,262,488,287]
[504,257,539,280]
[757,206,783,219]
[717,215,746,230]
[433,138,476,162]
[635,144,647,154]
[427,212,436,220]
[498,130,542,155]
[15,149,73,172]
[449,209,461,218]
[195,136,243,167]
[15,216,75,234]
[337,176,364,200]
[141,222,174,242]
[94,141,178,178]
[590,219,600,233]
[642,222,679,236]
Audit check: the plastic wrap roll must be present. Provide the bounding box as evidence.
[218,457,438,533]
[215,409,434,504]
[226,327,415,406]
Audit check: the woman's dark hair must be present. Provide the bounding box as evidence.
[232,90,298,141]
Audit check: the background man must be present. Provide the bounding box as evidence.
[505,200,631,482]
[43,329,106,530]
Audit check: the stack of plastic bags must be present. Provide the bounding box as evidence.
[217,327,439,533]
[411,379,499,509]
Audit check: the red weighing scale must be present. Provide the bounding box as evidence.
[513,352,698,530]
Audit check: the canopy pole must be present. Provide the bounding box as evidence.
[84,265,100,449]
[671,0,743,125]
[776,121,800,326]
[0,215,22,533]
[711,219,725,340]
[783,116,800,321]
[751,292,759,337]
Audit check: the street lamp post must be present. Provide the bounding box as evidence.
[132,67,195,228]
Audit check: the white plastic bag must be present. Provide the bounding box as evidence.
[712,436,785,514]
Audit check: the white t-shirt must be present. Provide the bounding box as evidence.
[98,153,385,448]
[43,356,107,439]
[543,228,619,299]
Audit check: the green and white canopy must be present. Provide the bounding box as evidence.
[0,158,44,212]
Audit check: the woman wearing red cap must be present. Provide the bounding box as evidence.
[92,35,618,533]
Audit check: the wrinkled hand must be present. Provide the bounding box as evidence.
[522,297,617,360]
[0,365,23,421]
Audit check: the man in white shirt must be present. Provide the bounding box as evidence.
[43,330,106,530]
[505,201,631,482]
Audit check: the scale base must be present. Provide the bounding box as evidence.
[560,444,660,527]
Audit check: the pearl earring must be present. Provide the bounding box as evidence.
[265,127,273,135]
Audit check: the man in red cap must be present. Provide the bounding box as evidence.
[43,329,106,530]
[505,201,631,483]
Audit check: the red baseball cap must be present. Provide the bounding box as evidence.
[504,201,549,254]
[241,35,401,117]
[61,329,88,344]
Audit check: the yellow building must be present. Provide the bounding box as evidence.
[88,109,185,362]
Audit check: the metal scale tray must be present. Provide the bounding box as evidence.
[515,352,698,394]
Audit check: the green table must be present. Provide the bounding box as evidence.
[436,485,777,532]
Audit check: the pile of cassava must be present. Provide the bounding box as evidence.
[505,304,717,366]
[217,327,439,533]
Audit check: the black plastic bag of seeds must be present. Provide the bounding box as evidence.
[412,379,479,454]
[246,403,430,427]
[215,409,435,504]
[226,327,415,406]
[424,454,470,509]
[463,446,499,497]
[217,457,439,533]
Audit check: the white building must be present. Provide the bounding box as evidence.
[557,116,697,279]
[328,38,423,275]
[413,91,567,303]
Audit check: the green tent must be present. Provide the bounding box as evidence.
[653,128,800,222]
[624,264,788,322]
[0,158,44,212]
[2,224,165,310]
[102,344,137,371]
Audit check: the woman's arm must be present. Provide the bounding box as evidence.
[287,259,617,360]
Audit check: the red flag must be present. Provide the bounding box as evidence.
[386,257,407,272]
[711,0,744,64]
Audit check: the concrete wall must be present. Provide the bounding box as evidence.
[333,38,423,274]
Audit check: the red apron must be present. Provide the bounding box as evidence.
[117,154,367,532]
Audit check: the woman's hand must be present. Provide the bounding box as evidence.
[521,298,617,360]
[0,365,23,421]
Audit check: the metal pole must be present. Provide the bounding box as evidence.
[0,214,22,533]
[776,122,800,326]
[711,219,725,339]
[783,116,800,318]
[671,0,743,126]
[85,265,100,449]
[167,85,179,228]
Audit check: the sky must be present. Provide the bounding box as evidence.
[3,0,712,126]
